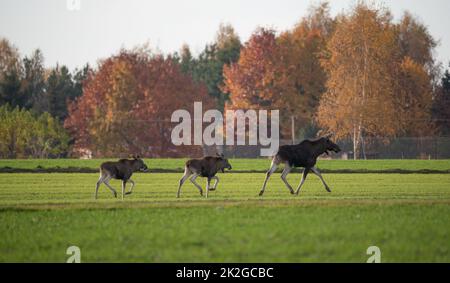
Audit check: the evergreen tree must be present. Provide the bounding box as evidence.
[22,49,46,112]
[180,24,241,111]
[46,65,75,120]
[433,63,450,134]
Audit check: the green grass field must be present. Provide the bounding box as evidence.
[1,160,449,262]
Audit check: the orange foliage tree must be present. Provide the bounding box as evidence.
[223,3,333,140]
[316,3,436,159]
[317,4,398,159]
[223,27,330,139]
[276,2,334,138]
[394,57,434,136]
[65,49,211,157]
[223,28,280,110]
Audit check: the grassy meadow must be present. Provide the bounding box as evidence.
[0,160,449,262]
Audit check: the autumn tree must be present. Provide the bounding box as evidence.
[276,2,334,139]
[317,3,437,158]
[65,49,211,157]
[222,27,298,138]
[397,12,437,72]
[223,28,280,109]
[223,3,334,140]
[394,12,439,135]
[317,3,399,159]
[394,57,434,136]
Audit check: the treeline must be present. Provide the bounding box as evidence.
[0,39,90,157]
[1,1,450,158]
[220,4,450,158]
[0,44,90,120]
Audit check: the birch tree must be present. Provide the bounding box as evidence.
[317,3,398,159]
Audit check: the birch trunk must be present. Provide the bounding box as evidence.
[353,125,361,160]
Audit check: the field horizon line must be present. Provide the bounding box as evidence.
[1,168,449,174]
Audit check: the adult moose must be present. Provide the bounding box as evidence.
[95,155,148,200]
[259,136,341,196]
[177,153,232,198]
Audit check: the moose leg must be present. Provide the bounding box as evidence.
[177,168,191,198]
[209,176,219,191]
[103,177,118,198]
[205,178,211,198]
[125,179,135,195]
[190,174,203,196]
[121,180,127,200]
[311,167,331,192]
[94,174,104,199]
[295,168,310,195]
[259,158,279,196]
[280,163,294,194]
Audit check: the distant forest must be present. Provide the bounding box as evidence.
[0,2,449,158]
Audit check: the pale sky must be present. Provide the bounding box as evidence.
[1,0,449,70]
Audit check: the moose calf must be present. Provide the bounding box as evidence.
[95,155,148,200]
[177,154,232,198]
